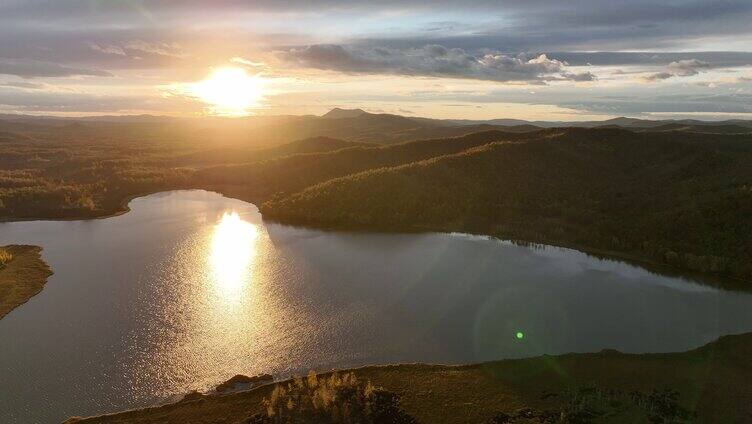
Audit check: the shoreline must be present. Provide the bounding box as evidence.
[0,245,54,320]
[66,331,752,423]
[259,215,752,290]
[1,188,747,290]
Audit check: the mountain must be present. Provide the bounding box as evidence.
[2,111,751,149]
[440,116,752,130]
[636,123,752,134]
[322,108,367,119]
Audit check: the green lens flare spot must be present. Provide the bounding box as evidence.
[516,331,524,340]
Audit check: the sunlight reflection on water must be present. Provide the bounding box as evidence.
[210,212,259,301]
[1,191,752,423]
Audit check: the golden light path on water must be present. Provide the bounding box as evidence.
[133,207,296,400]
[3,191,750,423]
[111,191,752,410]
[209,212,259,300]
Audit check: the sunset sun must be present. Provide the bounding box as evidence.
[190,67,265,116]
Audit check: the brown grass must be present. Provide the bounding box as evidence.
[67,331,752,424]
[0,247,12,268]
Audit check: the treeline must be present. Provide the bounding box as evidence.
[196,130,539,201]
[261,128,752,281]
[3,121,751,282]
[0,128,361,219]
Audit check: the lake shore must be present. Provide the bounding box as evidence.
[3,187,747,290]
[260,213,752,291]
[0,245,53,320]
[65,331,752,423]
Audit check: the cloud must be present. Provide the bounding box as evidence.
[642,59,714,82]
[644,72,676,82]
[0,86,196,113]
[0,58,112,78]
[277,44,595,83]
[89,40,185,59]
[231,57,266,68]
[0,81,45,89]
[546,52,752,68]
[667,59,712,76]
[562,93,752,115]
[88,43,127,56]
[560,71,597,81]
[123,40,186,58]
[2,0,752,54]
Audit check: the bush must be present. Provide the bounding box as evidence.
[246,371,417,424]
[0,248,12,268]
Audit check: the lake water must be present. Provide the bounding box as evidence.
[1,190,751,423]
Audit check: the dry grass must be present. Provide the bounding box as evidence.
[248,371,416,423]
[68,332,752,424]
[0,245,53,319]
[0,247,12,268]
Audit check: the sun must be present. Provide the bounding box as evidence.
[190,67,265,116]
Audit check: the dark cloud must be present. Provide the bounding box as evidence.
[3,1,752,53]
[0,0,750,116]
[0,58,112,78]
[642,59,714,82]
[277,44,595,82]
[545,52,752,68]
[644,72,676,82]
[667,59,712,76]
[560,71,597,82]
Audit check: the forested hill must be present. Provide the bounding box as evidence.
[196,129,541,201]
[2,118,751,282]
[261,128,752,282]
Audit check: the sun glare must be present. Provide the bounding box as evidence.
[210,212,259,297]
[190,67,265,116]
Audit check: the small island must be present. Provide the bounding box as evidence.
[0,245,53,320]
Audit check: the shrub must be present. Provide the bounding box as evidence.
[246,371,417,424]
[0,248,12,268]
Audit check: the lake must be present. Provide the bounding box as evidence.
[1,190,751,423]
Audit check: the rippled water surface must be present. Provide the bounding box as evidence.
[1,190,751,423]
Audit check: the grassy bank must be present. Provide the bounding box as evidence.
[0,245,53,319]
[67,332,752,423]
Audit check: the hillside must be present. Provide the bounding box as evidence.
[171,136,372,166]
[261,128,752,282]
[68,332,752,423]
[2,113,752,282]
[197,130,543,201]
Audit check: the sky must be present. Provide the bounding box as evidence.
[1,0,751,120]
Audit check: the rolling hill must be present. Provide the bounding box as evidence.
[261,128,752,282]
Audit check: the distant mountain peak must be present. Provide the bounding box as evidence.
[322,108,368,119]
